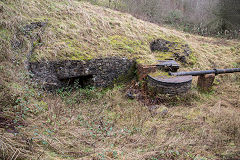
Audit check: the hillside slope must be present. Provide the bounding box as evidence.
[1,0,188,64]
[0,0,240,159]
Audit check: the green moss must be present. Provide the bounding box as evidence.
[62,39,94,60]
[135,58,156,65]
[155,51,174,61]
[70,53,93,61]
[188,51,197,66]
[109,35,145,54]
[148,70,170,77]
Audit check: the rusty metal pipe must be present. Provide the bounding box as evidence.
[169,68,240,76]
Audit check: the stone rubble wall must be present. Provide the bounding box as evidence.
[29,57,136,90]
[150,39,192,63]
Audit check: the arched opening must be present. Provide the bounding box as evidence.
[60,75,94,88]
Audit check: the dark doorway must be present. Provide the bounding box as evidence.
[60,75,94,88]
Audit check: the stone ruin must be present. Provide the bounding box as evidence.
[29,57,193,95]
[16,21,221,96]
[28,35,239,96]
[29,57,135,90]
[137,60,193,96]
[150,38,192,63]
[27,35,194,95]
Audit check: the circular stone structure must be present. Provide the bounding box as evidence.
[147,75,192,95]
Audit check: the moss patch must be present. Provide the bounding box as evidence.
[155,51,174,61]
[109,35,147,54]
[148,70,170,77]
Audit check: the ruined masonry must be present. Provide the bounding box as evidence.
[29,57,136,90]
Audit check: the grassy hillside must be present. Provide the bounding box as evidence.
[0,0,240,159]
[1,0,189,64]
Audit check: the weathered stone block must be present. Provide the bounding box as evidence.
[197,74,215,91]
[137,64,157,81]
[147,75,192,95]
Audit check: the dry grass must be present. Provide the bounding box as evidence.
[1,0,185,64]
[0,0,240,159]
[7,83,239,160]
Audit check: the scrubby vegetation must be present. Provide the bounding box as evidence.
[0,0,240,159]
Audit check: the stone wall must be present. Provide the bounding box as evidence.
[29,57,136,90]
[147,75,192,95]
